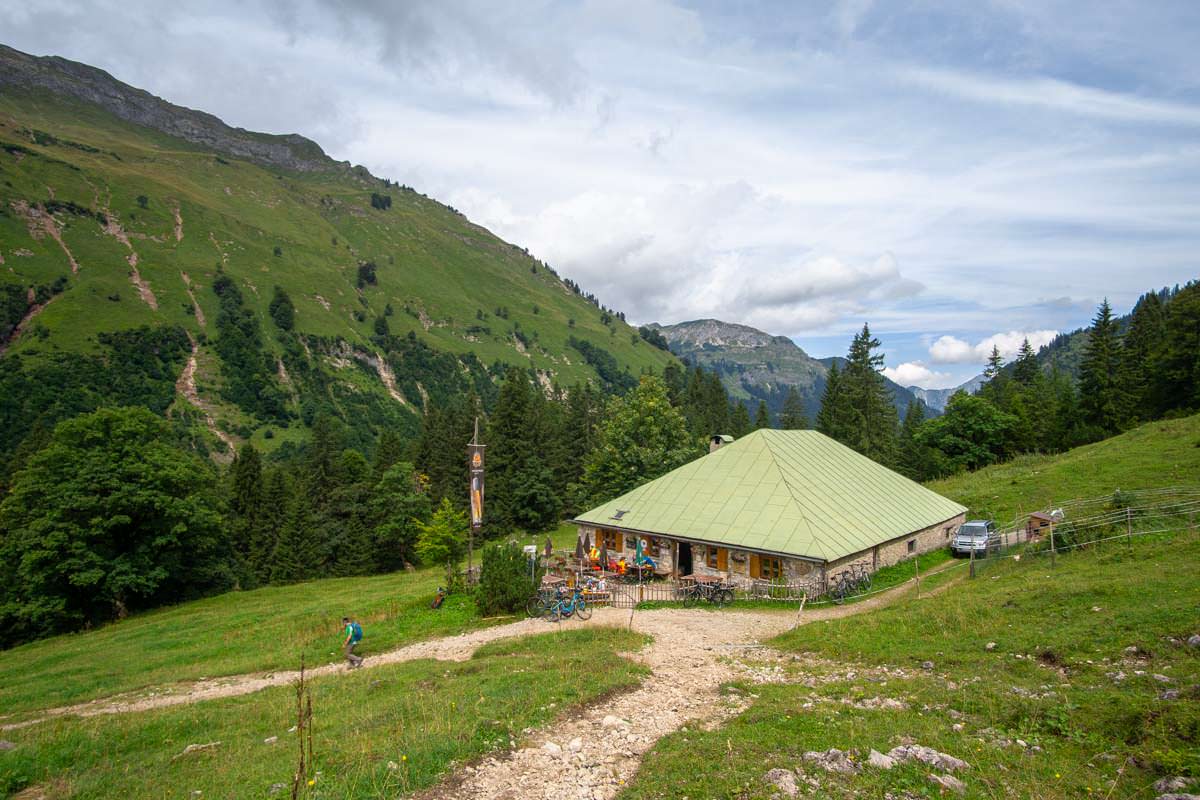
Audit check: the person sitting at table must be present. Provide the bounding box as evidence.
[617,556,627,575]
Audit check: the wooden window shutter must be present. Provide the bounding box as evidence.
[717,548,728,571]
[749,553,761,578]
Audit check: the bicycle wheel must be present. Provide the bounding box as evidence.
[526,594,544,618]
[715,588,734,607]
[543,600,561,622]
[575,598,592,620]
[831,581,847,605]
[682,586,698,608]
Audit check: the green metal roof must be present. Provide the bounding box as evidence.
[573,429,966,563]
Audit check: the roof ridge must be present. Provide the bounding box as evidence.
[759,430,828,559]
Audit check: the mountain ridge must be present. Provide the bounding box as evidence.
[0,44,676,465]
[653,318,932,421]
[0,44,338,173]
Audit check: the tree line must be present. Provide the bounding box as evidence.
[813,283,1200,481]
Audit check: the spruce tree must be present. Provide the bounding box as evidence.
[816,363,845,438]
[979,345,1010,411]
[1078,299,1123,437]
[1116,291,1166,421]
[371,429,407,479]
[839,324,899,466]
[754,400,771,430]
[487,369,536,534]
[229,443,263,579]
[252,468,288,582]
[897,399,935,481]
[779,385,809,429]
[1012,338,1039,386]
[1155,282,1200,415]
[729,402,752,438]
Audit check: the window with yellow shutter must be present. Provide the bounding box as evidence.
[705,546,728,571]
[759,557,784,580]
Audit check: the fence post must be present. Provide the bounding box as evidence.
[1050,524,1056,567]
[1126,506,1133,551]
[969,546,975,579]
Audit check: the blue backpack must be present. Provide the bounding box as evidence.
[350,622,363,643]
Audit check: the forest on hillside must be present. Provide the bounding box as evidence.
[1,281,1197,648]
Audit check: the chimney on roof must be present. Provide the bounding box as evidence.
[709,434,734,454]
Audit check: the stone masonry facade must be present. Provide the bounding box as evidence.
[576,511,966,594]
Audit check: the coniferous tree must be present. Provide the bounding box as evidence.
[897,400,937,480]
[1012,338,1039,386]
[978,345,1010,410]
[816,363,846,439]
[487,369,538,534]
[1117,291,1166,424]
[1078,299,1123,438]
[779,385,809,429]
[754,400,771,430]
[839,324,899,466]
[729,402,752,438]
[1149,284,1200,417]
[371,429,407,479]
[330,450,374,575]
[229,443,264,579]
[1047,368,1084,451]
[251,468,288,582]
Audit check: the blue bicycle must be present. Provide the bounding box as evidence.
[544,586,592,622]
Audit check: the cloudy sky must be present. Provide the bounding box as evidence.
[4,1,1199,387]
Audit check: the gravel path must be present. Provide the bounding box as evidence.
[3,560,963,754]
[420,607,795,800]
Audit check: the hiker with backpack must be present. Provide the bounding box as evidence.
[342,616,364,668]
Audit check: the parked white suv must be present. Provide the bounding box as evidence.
[952,520,1000,557]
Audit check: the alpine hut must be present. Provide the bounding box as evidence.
[572,429,967,594]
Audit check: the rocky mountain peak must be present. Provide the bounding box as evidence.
[651,318,792,350]
[0,44,339,173]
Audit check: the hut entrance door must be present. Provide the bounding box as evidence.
[677,542,692,575]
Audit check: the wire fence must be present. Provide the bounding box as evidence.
[576,487,1200,609]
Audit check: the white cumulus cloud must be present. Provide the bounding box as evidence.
[929,330,1059,364]
[882,361,956,389]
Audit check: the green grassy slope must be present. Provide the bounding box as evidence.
[0,565,480,717]
[624,534,1200,799]
[0,628,648,800]
[0,85,674,452]
[927,415,1200,525]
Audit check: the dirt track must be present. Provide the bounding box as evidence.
[1,563,961,737]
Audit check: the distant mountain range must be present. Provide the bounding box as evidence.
[906,374,986,412]
[651,319,934,421]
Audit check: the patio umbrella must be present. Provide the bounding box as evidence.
[545,536,554,558]
[599,540,609,572]
[583,531,592,554]
[635,537,644,563]
[574,533,585,561]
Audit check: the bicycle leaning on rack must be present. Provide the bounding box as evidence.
[827,564,872,604]
[680,580,735,607]
[539,586,593,622]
